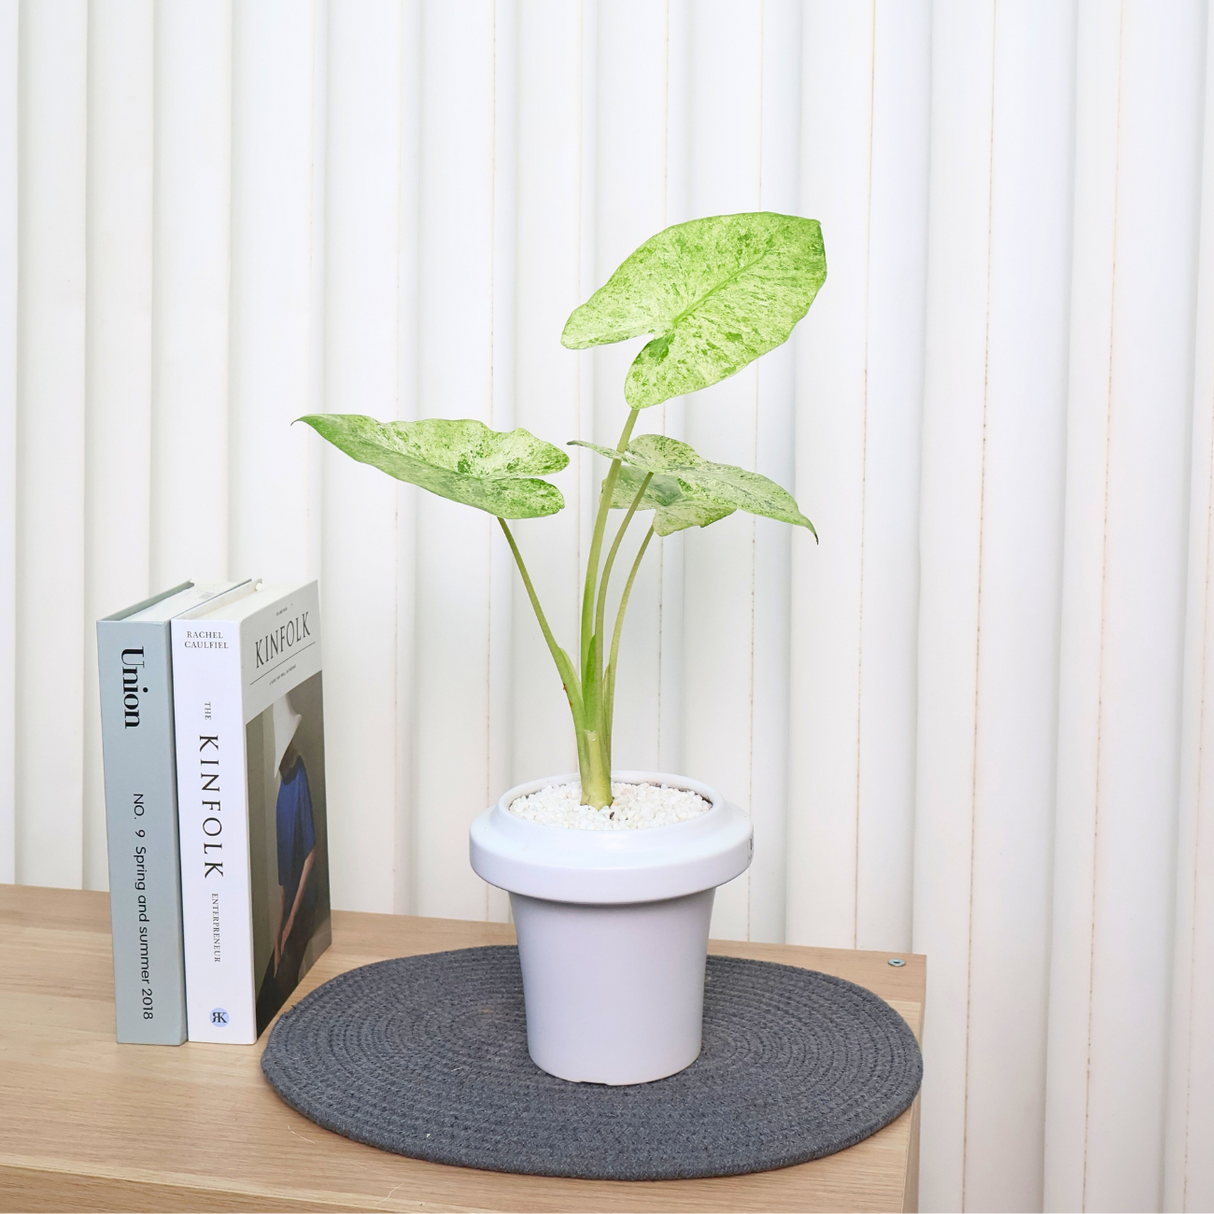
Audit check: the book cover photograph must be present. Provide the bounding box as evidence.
[248,671,331,1036]
[172,580,331,1043]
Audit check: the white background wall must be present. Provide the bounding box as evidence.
[1,1,1212,1210]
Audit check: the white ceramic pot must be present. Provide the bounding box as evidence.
[468,771,752,1085]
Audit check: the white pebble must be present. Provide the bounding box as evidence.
[507,780,711,830]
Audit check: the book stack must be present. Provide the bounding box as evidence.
[97,579,332,1045]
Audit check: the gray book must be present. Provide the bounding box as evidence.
[97,580,248,1043]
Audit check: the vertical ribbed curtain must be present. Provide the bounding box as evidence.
[1,2,1211,1209]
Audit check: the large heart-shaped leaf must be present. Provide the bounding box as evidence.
[561,212,826,409]
[573,434,814,536]
[299,415,568,518]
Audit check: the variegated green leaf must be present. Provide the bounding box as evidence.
[561,212,826,409]
[623,434,815,534]
[608,464,682,509]
[653,485,738,536]
[575,436,808,536]
[569,438,639,465]
[608,464,735,537]
[299,415,568,518]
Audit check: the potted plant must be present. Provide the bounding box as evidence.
[302,212,826,1085]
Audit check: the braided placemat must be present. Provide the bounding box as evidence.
[261,946,921,1181]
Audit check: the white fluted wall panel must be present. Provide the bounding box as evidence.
[787,0,930,962]
[3,2,1213,1209]
[150,1,231,589]
[322,0,403,915]
[0,0,17,887]
[414,0,511,923]
[1046,4,1206,1210]
[510,0,586,795]
[915,3,1077,1209]
[1167,17,1214,1212]
[16,0,87,889]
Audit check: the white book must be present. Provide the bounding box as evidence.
[171,580,331,1043]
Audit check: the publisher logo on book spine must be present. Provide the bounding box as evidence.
[210,1008,229,1028]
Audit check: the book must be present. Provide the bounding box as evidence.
[171,580,332,1043]
[97,580,249,1044]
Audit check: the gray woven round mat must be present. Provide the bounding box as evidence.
[261,945,922,1181]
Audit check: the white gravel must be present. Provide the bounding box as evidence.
[508,780,711,830]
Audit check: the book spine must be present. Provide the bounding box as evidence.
[96,620,188,1044]
[172,618,257,1043]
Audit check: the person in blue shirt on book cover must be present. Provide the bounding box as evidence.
[256,695,317,1033]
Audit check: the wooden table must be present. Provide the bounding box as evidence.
[0,885,924,1213]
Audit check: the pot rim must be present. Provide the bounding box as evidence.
[469,769,753,905]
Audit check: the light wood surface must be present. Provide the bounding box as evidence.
[0,885,924,1213]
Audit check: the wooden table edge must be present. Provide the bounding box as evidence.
[1,886,925,1214]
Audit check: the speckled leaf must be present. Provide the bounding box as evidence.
[655,488,738,536]
[299,415,568,518]
[621,434,815,534]
[568,438,638,464]
[561,212,826,409]
[574,437,803,536]
[607,464,736,536]
[569,441,681,511]
[608,464,682,509]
